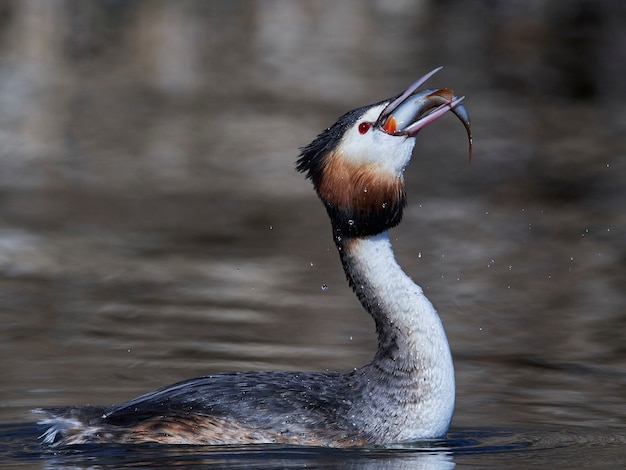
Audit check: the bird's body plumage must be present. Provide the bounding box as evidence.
[37,68,471,447]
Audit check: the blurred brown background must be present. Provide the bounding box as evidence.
[0,0,624,437]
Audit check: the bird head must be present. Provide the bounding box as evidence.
[297,67,472,238]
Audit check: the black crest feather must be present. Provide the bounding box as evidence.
[296,105,369,184]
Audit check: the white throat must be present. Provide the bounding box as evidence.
[341,232,455,440]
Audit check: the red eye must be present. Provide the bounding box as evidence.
[358,122,371,134]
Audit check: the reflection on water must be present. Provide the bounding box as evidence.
[2,422,626,469]
[0,0,625,467]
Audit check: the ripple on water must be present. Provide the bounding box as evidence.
[1,423,625,468]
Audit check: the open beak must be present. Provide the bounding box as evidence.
[375,67,473,162]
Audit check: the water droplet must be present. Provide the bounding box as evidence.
[418,252,422,258]
[269,225,273,230]
[349,336,353,341]
[348,219,355,226]
[310,262,314,267]
[363,188,368,193]
[381,202,387,208]
[321,284,328,292]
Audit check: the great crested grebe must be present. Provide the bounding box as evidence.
[37,67,472,447]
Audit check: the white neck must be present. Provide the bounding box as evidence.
[338,231,455,440]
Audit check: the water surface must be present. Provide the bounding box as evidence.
[0,1,624,468]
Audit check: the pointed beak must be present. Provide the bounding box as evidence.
[376,67,473,162]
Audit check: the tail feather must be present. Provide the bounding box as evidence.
[33,406,113,446]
